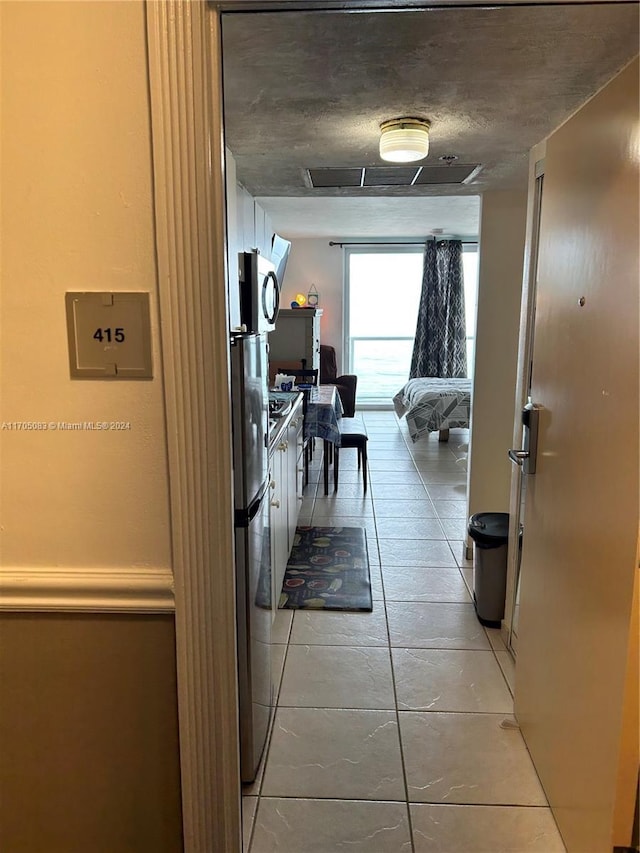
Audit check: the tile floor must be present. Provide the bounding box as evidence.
[243,410,566,852]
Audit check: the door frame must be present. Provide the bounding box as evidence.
[146,3,241,851]
[503,142,545,653]
[149,2,631,850]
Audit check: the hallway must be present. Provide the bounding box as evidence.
[242,410,566,852]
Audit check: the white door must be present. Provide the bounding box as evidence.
[514,60,639,852]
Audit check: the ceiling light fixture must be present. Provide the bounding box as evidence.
[379,117,431,163]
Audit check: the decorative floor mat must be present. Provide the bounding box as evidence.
[279,526,372,611]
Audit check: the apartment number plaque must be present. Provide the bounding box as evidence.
[65,292,153,379]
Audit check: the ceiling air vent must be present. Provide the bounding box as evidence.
[307,168,363,188]
[413,164,481,185]
[362,166,419,187]
[307,164,481,189]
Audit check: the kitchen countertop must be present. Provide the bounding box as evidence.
[268,390,303,453]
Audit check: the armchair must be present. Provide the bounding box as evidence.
[319,344,357,417]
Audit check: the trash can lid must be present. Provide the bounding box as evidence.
[468,512,509,546]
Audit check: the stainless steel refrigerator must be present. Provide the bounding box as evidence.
[230,331,273,783]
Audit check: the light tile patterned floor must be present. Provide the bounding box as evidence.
[243,411,566,852]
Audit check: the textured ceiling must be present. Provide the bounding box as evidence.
[221,3,638,235]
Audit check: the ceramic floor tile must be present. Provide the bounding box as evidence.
[411,459,458,470]
[300,497,315,515]
[485,626,508,652]
[369,471,425,486]
[431,500,468,519]
[367,448,414,460]
[410,446,456,458]
[392,648,513,712]
[417,460,467,476]
[460,566,474,597]
[426,483,468,501]
[307,515,377,537]
[439,517,469,540]
[386,602,492,649]
[333,455,367,473]
[375,517,446,541]
[318,481,368,497]
[374,499,438,519]
[399,712,548,805]
[312,498,374,517]
[381,566,471,603]
[378,539,457,568]
[263,708,405,800]
[271,644,288,701]
[367,458,417,471]
[332,452,362,464]
[449,539,473,567]
[250,798,412,852]
[366,437,409,448]
[278,645,395,709]
[242,796,257,853]
[496,650,516,695]
[367,545,382,566]
[410,804,566,852]
[370,563,384,600]
[290,608,389,646]
[416,470,465,482]
[271,608,294,645]
[371,483,429,500]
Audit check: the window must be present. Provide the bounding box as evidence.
[345,245,479,405]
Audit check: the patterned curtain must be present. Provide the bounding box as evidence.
[409,238,467,378]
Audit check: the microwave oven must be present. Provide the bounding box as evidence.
[238,251,280,334]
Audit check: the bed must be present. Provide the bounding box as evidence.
[393,377,472,443]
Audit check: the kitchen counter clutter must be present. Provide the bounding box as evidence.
[268,390,301,452]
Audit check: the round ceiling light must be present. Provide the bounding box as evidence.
[379,117,431,163]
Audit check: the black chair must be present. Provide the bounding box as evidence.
[333,416,368,493]
[320,345,357,417]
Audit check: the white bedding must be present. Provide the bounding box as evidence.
[393,377,472,443]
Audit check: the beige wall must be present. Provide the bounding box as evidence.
[467,191,528,521]
[279,238,345,368]
[0,614,183,853]
[1,0,171,569]
[0,3,182,848]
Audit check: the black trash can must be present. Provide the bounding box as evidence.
[468,512,509,628]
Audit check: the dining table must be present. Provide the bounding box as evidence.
[303,384,343,494]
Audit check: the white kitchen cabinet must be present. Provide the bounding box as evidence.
[269,395,304,608]
[269,438,288,607]
[254,202,273,260]
[286,408,304,551]
[238,184,255,251]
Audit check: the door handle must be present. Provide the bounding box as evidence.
[509,403,541,474]
[509,449,529,466]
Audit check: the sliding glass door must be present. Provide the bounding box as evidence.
[345,245,478,405]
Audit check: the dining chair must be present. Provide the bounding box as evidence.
[319,344,357,417]
[333,416,368,493]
